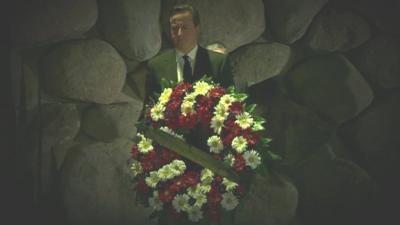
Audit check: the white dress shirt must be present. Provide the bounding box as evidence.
[175,45,198,82]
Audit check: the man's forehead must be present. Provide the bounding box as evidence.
[170,11,193,23]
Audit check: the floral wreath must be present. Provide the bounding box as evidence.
[130,77,278,224]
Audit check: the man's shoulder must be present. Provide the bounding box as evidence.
[148,49,175,68]
[202,46,226,61]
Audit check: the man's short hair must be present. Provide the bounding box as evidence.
[169,4,200,26]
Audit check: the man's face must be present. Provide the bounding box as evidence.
[169,11,199,53]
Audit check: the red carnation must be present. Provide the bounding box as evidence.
[165,114,179,129]
[159,188,175,203]
[233,153,246,172]
[169,179,184,193]
[137,178,149,194]
[178,112,197,129]
[224,119,242,136]
[173,82,192,97]
[131,145,139,159]
[229,102,244,115]
[166,98,181,111]
[181,171,200,187]
[209,86,225,98]
[207,185,222,205]
[141,160,153,172]
[160,148,173,164]
[243,128,260,145]
[222,133,235,146]
[214,175,223,184]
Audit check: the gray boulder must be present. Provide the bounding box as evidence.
[349,35,400,89]
[288,54,373,124]
[231,42,292,90]
[265,0,328,44]
[161,0,265,52]
[295,158,375,225]
[41,39,131,104]
[342,92,400,185]
[235,173,298,225]
[16,0,97,45]
[61,139,156,225]
[81,101,143,142]
[41,103,80,192]
[98,0,161,61]
[306,9,371,52]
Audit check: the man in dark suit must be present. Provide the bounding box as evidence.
[146,4,234,96]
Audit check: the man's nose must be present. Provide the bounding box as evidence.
[177,27,182,36]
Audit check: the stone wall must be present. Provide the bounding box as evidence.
[12,0,399,225]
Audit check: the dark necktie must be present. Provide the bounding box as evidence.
[183,55,192,83]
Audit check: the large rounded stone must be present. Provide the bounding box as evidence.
[230,42,292,90]
[61,139,156,225]
[349,35,400,89]
[331,0,400,37]
[41,39,130,104]
[265,0,329,44]
[235,173,298,225]
[98,0,161,61]
[342,93,400,186]
[16,0,97,45]
[295,158,375,225]
[81,101,143,142]
[247,84,337,166]
[288,54,373,124]
[161,0,265,52]
[305,9,371,52]
[41,103,80,192]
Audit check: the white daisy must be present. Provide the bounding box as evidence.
[221,192,239,211]
[193,81,212,95]
[172,194,190,213]
[224,154,235,167]
[214,103,229,118]
[219,94,235,107]
[157,166,175,181]
[181,100,195,115]
[148,191,163,211]
[170,160,186,174]
[200,169,214,184]
[150,103,165,121]
[130,160,142,176]
[210,115,225,134]
[222,178,238,191]
[158,88,173,105]
[145,171,160,188]
[194,194,207,208]
[137,136,154,154]
[187,206,203,222]
[207,135,224,153]
[243,150,262,169]
[235,112,254,129]
[160,126,184,140]
[231,136,248,153]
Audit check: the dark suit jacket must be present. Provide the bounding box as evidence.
[146,45,233,96]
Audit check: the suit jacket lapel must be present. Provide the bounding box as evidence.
[193,46,213,81]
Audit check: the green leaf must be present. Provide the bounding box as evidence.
[233,93,248,102]
[245,103,257,113]
[267,150,282,161]
[261,137,272,147]
[142,126,243,183]
[227,85,236,94]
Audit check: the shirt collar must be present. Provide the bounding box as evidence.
[176,45,198,61]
